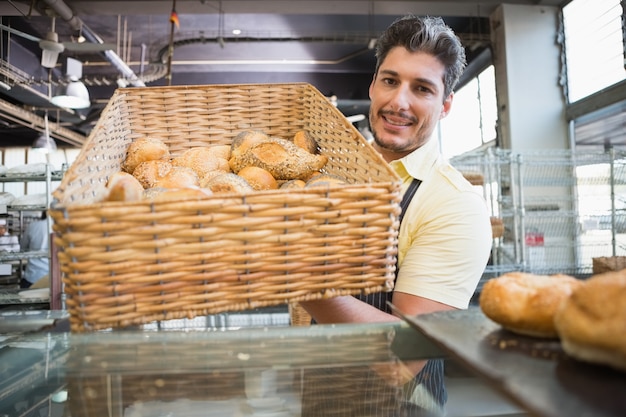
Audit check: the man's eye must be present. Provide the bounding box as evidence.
[382,78,397,85]
[415,86,432,94]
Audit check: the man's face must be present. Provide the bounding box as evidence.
[368,47,453,162]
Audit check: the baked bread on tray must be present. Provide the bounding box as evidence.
[554,269,626,372]
[479,272,581,338]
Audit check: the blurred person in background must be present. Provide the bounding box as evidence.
[20,211,49,289]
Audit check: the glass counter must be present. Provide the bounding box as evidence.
[0,308,534,417]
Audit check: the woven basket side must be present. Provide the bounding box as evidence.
[53,91,132,206]
[49,83,402,332]
[53,83,394,209]
[592,256,626,274]
[289,303,312,326]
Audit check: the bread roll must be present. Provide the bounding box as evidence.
[208,144,232,161]
[203,172,254,194]
[230,130,269,159]
[132,159,173,188]
[153,166,199,189]
[171,147,230,178]
[229,136,328,180]
[280,179,306,190]
[121,137,170,174]
[293,130,320,154]
[305,173,348,188]
[143,186,213,202]
[237,166,278,191]
[554,270,626,371]
[479,272,581,338]
[104,172,144,202]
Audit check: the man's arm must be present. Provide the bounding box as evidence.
[300,292,456,386]
[299,290,455,325]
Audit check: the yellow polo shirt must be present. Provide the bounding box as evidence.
[389,138,492,309]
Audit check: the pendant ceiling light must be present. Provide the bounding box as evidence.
[51,76,90,109]
[51,57,90,109]
[32,111,57,153]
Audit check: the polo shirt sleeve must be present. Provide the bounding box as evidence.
[394,186,492,309]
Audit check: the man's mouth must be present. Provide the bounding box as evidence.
[380,111,415,127]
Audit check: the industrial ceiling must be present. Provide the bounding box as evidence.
[0,0,566,148]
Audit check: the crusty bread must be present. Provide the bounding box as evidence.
[280,179,306,189]
[143,186,213,202]
[554,270,626,371]
[230,130,269,159]
[171,147,230,178]
[229,136,328,180]
[479,272,581,338]
[305,173,348,188]
[132,159,173,188]
[153,166,199,189]
[202,172,255,194]
[104,171,145,202]
[237,166,278,191]
[208,144,232,161]
[121,137,170,174]
[293,130,320,154]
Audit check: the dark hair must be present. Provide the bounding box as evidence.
[375,15,466,98]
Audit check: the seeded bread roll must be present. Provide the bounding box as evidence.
[121,137,170,174]
[153,166,199,189]
[479,272,581,338]
[229,136,328,180]
[203,172,254,194]
[230,130,269,159]
[143,186,213,202]
[171,146,230,178]
[132,159,173,188]
[554,270,626,372]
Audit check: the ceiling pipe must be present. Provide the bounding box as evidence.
[0,97,87,147]
[41,0,145,87]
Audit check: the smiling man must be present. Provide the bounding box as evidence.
[300,15,493,416]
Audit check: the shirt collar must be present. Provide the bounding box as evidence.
[389,137,440,182]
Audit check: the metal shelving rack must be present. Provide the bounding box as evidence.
[451,148,626,283]
[0,166,62,287]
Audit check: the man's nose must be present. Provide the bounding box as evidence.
[388,84,411,111]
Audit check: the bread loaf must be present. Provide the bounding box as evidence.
[293,130,320,154]
[132,159,173,189]
[229,136,328,180]
[153,166,199,189]
[305,173,349,188]
[479,272,581,338]
[104,172,145,202]
[121,137,170,174]
[554,270,626,371]
[237,166,278,191]
[203,172,255,194]
[143,186,213,202]
[230,130,269,159]
[171,147,230,178]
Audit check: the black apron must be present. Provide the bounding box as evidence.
[354,178,447,414]
[302,179,447,416]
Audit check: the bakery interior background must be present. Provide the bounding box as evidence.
[0,0,623,162]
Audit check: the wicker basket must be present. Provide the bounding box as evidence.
[592,256,626,274]
[51,83,401,332]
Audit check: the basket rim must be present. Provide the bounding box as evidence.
[52,82,400,209]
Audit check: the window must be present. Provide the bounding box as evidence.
[439,65,497,158]
[563,0,625,103]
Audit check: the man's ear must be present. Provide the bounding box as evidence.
[439,92,454,119]
[368,73,377,99]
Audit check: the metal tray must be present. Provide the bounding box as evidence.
[394,306,626,417]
